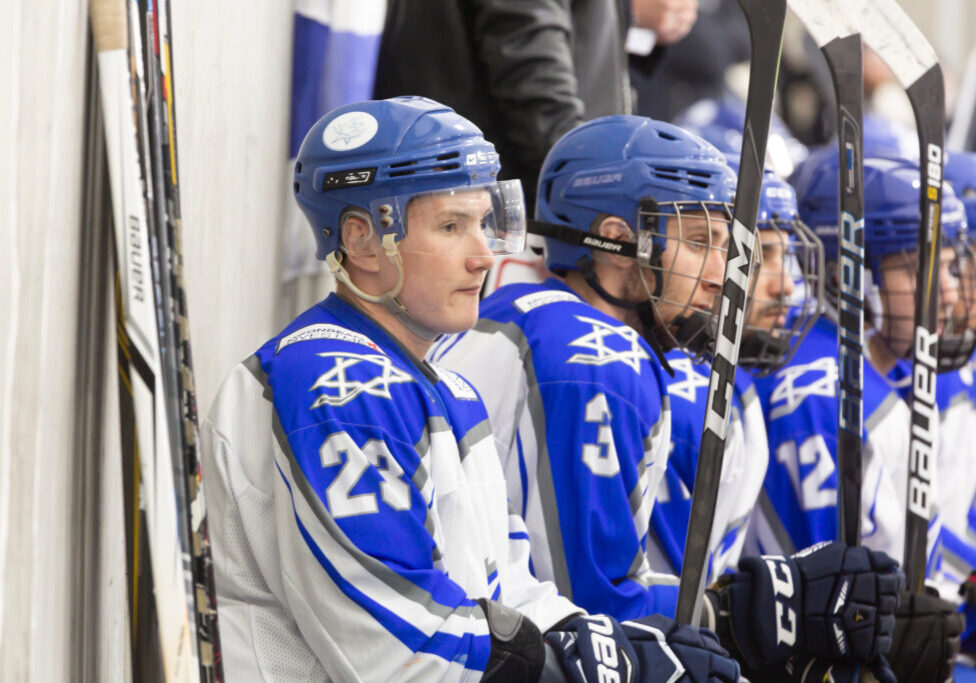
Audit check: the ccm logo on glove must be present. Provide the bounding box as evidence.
[766,556,798,646]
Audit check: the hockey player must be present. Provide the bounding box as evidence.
[651,167,824,583]
[755,150,965,681]
[935,152,976,589]
[433,116,901,680]
[200,97,747,682]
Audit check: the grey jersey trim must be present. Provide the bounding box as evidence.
[253,363,482,622]
[865,391,901,433]
[758,488,797,555]
[738,382,758,409]
[458,419,493,462]
[244,354,273,402]
[471,317,574,602]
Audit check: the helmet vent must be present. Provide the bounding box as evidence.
[436,152,460,161]
[389,159,416,169]
[657,130,678,141]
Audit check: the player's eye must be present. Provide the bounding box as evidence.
[440,222,459,234]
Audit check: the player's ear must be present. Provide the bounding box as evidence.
[595,216,636,268]
[340,212,382,273]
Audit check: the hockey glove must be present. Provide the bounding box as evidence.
[888,586,963,683]
[476,598,547,682]
[718,542,901,671]
[958,570,976,654]
[542,613,740,683]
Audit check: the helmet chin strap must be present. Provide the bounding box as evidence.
[326,232,441,342]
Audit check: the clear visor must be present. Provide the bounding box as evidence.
[365,179,526,257]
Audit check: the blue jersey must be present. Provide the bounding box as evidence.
[650,352,768,582]
[432,278,676,620]
[750,317,916,563]
[200,293,578,681]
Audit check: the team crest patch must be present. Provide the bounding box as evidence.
[566,315,649,373]
[769,357,837,419]
[513,290,581,313]
[432,365,479,401]
[666,357,710,402]
[309,352,414,408]
[322,112,378,151]
[276,324,381,354]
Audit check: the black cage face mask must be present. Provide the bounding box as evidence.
[740,216,825,375]
[938,235,976,372]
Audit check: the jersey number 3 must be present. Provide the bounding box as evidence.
[582,393,620,477]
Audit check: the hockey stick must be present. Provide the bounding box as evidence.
[676,0,787,626]
[139,0,223,675]
[91,0,213,679]
[855,0,944,594]
[787,1,866,547]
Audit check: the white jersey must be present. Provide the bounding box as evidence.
[201,294,578,681]
[933,364,976,590]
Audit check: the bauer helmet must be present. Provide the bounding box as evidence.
[793,151,966,359]
[534,115,737,360]
[293,96,526,338]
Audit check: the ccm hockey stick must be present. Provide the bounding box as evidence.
[90,0,222,679]
[787,0,866,547]
[856,0,944,593]
[676,0,787,626]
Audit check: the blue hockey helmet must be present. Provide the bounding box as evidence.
[294,96,525,261]
[793,151,966,273]
[537,115,736,272]
[793,150,967,358]
[293,96,527,340]
[534,115,736,360]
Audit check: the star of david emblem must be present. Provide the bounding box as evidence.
[666,357,710,402]
[327,119,368,147]
[769,357,837,420]
[566,316,650,374]
[309,352,415,408]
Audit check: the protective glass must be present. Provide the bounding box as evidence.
[938,233,976,371]
[740,217,825,375]
[874,244,962,361]
[365,179,526,257]
[635,199,735,360]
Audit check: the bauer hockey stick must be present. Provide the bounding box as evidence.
[676,0,788,626]
[90,0,221,679]
[787,0,866,547]
[855,0,944,593]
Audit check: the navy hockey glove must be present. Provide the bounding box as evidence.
[719,542,901,670]
[888,586,963,683]
[542,613,740,683]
